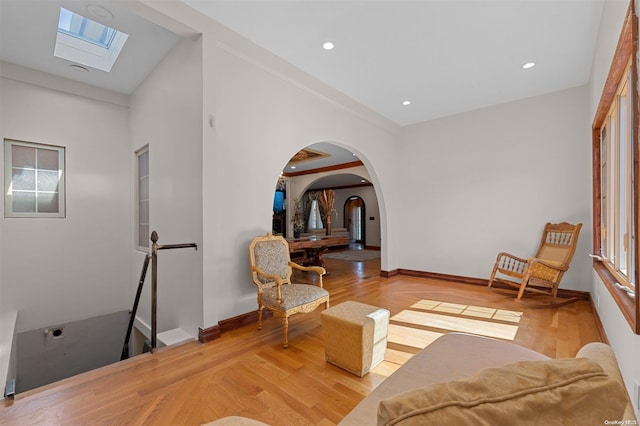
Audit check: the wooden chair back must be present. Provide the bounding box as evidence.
[249,234,293,292]
[534,222,583,266]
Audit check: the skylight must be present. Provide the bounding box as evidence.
[54,7,128,72]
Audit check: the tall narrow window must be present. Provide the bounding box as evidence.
[592,1,638,335]
[599,61,634,290]
[307,198,324,230]
[4,139,65,218]
[136,146,149,250]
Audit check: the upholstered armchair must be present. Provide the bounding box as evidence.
[249,234,330,348]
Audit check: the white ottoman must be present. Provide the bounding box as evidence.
[321,301,390,377]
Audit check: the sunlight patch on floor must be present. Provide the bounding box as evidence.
[392,309,519,341]
[411,299,522,323]
[387,323,444,349]
[375,299,524,377]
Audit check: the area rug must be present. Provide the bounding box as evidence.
[323,249,381,262]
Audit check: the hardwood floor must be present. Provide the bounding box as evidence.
[1,256,603,425]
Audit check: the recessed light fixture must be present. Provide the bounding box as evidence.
[290,166,296,169]
[402,100,411,106]
[69,64,89,72]
[86,4,113,22]
[361,179,367,183]
[522,62,536,69]
[322,41,334,50]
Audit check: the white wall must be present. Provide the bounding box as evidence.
[202,40,398,325]
[129,37,204,337]
[398,86,591,289]
[589,0,640,418]
[138,4,402,326]
[140,0,594,329]
[0,70,131,333]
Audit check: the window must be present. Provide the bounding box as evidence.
[136,146,149,250]
[307,198,323,230]
[54,7,129,72]
[600,60,634,289]
[4,139,65,218]
[592,1,639,333]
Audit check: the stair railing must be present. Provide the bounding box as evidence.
[149,231,198,351]
[121,231,197,360]
[121,254,151,360]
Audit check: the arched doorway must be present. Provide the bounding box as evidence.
[271,142,384,274]
[344,196,365,245]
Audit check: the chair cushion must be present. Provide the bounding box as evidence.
[261,284,328,311]
[377,357,629,426]
[528,259,563,282]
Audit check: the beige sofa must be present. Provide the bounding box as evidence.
[205,333,637,425]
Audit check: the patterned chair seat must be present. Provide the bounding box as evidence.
[261,284,329,311]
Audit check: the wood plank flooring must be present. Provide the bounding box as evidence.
[1,256,603,425]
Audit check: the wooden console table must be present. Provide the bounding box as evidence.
[287,236,349,269]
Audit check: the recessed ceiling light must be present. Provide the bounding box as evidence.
[322,41,334,50]
[522,62,536,69]
[290,166,296,169]
[69,64,89,72]
[86,4,113,22]
[402,100,411,106]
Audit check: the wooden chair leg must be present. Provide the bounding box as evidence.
[488,264,499,288]
[516,274,530,300]
[282,316,289,349]
[551,285,559,304]
[257,305,263,330]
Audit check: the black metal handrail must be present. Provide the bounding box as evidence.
[121,254,151,360]
[121,231,197,360]
[149,231,197,351]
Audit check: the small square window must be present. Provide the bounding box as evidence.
[4,139,66,218]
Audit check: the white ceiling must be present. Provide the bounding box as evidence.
[0,0,180,94]
[184,0,605,126]
[0,0,606,176]
[0,1,605,123]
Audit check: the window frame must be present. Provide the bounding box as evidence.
[601,61,633,287]
[591,1,640,334]
[135,145,149,251]
[4,139,66,218]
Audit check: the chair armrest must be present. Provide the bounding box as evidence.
[251,265,286,303]
[288,262,325,288]
[496,252,528,264]
[495,252,528,274]
[251,265,284,285]
[289,261,326,276]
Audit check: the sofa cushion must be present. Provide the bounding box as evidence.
[377,357,629,426]
[576,342,637,422]
[339,333,548,426]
